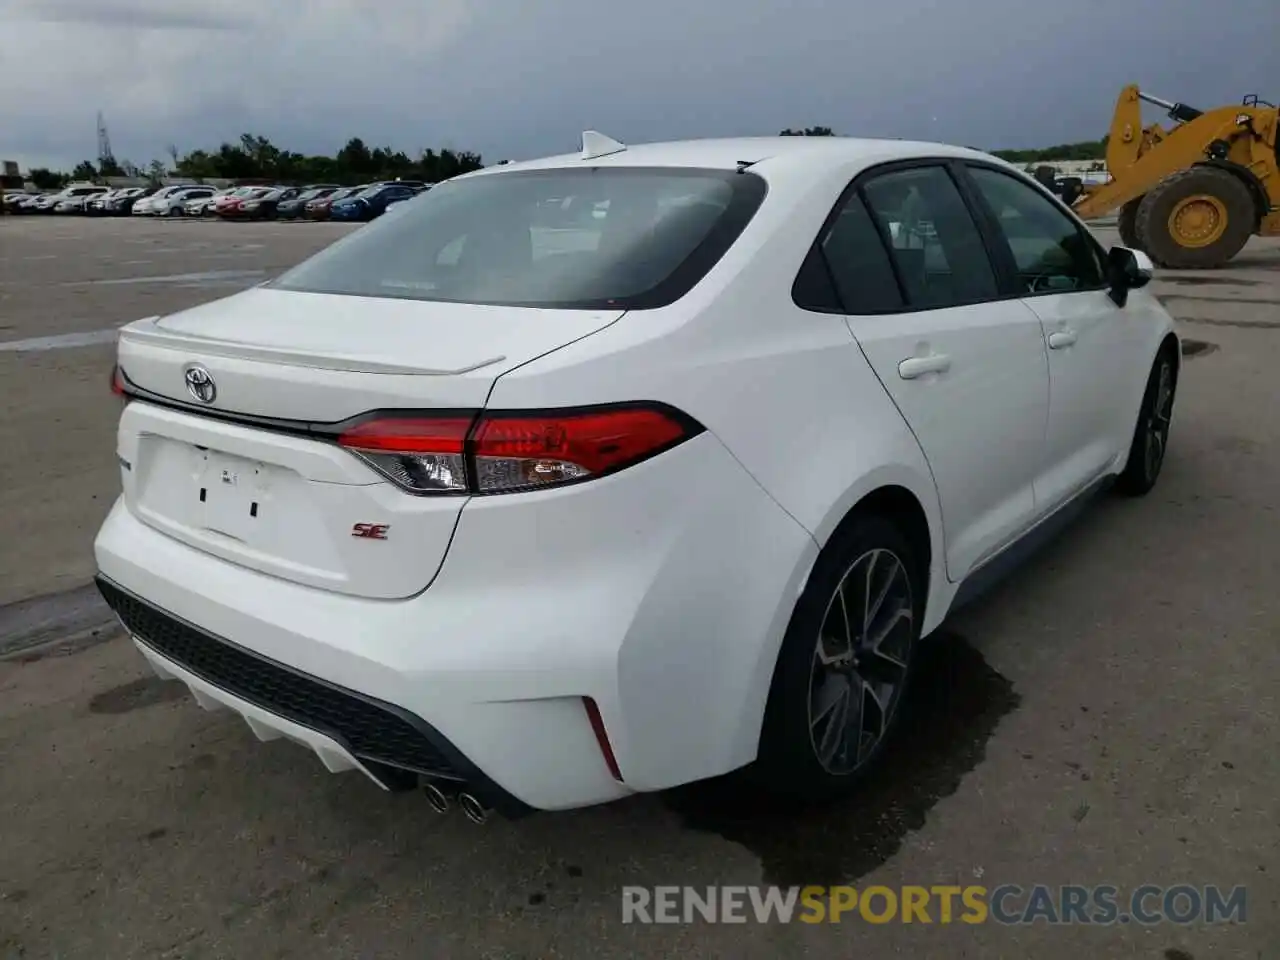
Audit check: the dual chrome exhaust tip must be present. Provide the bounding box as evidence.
[422,781,492,824]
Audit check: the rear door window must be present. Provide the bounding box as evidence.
[817,194,904,313]
[860,165,999,309]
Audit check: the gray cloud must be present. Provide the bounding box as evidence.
[6,0,244,30]
[1,0,1274,173]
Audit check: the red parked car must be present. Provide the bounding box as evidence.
[214,186,273,219]
[303,185,366,221]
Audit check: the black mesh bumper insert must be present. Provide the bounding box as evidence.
[95,577,457,780]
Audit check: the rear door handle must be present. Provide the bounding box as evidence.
[898,354,952,379]
[1048,330,1077,349]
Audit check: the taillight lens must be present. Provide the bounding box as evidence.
[337,416,473,493]
[472,408,689,492]
[335,404,699,495]
[110,364,126,397]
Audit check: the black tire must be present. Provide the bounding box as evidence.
[1118,197,1144,249]
[753,512,924,800]
[1134,166,1257,269]
[1116,345,1178,497]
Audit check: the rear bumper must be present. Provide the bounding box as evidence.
[94,431,817,811]
[97,575,534,817]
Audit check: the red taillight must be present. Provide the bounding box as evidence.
[338,416,473,493]
[338,417,471,454]
[472,408,688,492]
[335,404,698,495]
[110,364,126,397]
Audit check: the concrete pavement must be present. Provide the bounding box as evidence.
[0,216,1276,958]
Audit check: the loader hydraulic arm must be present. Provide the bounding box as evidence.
[1136,91,1204,125]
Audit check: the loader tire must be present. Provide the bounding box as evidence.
[1118,197,1144,249]
[1135,167,1257,269]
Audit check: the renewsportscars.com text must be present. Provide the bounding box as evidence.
[621,884,1247,925]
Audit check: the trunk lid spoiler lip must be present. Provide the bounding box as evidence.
[113,366,480,438]
[118,322,507,376]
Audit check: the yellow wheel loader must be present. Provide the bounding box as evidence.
[1073,84,1279,268]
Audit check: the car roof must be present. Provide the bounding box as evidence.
[459,135,1005,182]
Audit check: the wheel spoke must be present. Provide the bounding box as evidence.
[837,577,854,653]
[855,680,888,766]
[816,590,853,667]
[862,606,913,680]
[811,674,849,723]
[814,679,853,765]
[863,550,899,638]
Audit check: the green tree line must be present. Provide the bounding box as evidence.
[21,127,1110,191]
[26,134,484,190]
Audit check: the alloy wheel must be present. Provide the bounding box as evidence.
[808,548,914,775]
[1144,361,1174,481]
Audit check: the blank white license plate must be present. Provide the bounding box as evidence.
[199,452,264,542]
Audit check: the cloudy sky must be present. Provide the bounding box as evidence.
[1,0,1273,172]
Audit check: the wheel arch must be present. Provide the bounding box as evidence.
[738,475,948,770]
[828,485,932,594]
[803,466,949,637]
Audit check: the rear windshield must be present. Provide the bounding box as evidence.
[271,167,767,310]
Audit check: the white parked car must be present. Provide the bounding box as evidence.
[132,185,197,216]
[149,185,215,217]
[96,133,1179,820]
[186,188,232,217]
[49,183,109,213]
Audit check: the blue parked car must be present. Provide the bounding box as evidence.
[329,181,427,222]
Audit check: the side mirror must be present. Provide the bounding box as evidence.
[1106,245,1154,306]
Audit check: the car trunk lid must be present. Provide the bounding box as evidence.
[114,286,624,598]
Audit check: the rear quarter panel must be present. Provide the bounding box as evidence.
[481,156,952,773]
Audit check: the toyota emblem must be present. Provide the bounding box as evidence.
[184,364,217,404]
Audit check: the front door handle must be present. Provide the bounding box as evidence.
[898,354,952,379]
[1048,330,1077,349]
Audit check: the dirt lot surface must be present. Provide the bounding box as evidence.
[1,215,1277,959]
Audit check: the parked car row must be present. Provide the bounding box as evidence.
[4,182,111,214]
[3,179,431,222]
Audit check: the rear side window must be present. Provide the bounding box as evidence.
[273,167,768,310]
[965,165,1107,293]
[861,166,998,309]
[819,195,903,313]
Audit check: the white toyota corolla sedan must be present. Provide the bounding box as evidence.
[95,133,1179,821]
